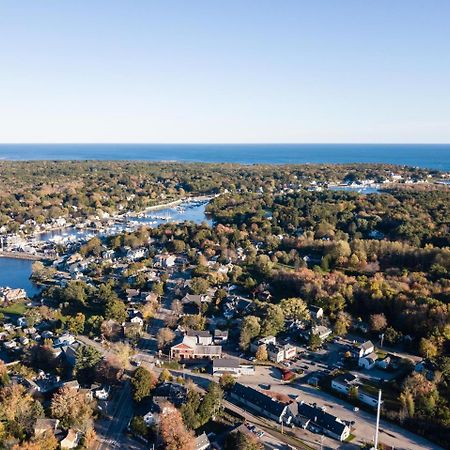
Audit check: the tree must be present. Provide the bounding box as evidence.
[255,345,268,362]
[131,367,156,402]
[400,389,415,417]
[111,342,133,370]
[190,277,210,295]
[239,315,260,350]
[279,298,310,321]
[260,304,284,336]
[198,382,223,425]
[157,327,175,350]
[159,368,172,383]
[67,312,86,335]
[219,373,236,390]
[50,386,93,429]
[152,282,164,297]
[348,385,359,401]
[309,332,322,351]
[224,430,263,450]
[159,404,194,450]
[0,384,44,439]
[370,313,387,332]
[104,297,127,323]
[419,337,438,359]
[171,299,183,316]
[74,345,102,382]
[130,416,149,438]
[333,311,352,336]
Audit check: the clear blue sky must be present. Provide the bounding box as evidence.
[1,0,449,143]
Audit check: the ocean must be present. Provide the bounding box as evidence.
[0,144,449,171]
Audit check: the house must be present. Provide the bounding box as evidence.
[376,355,391,370]
[94,385,110,400]
[310,325,332,341]
[17,316,28,327]
[415,359,437,381]
[130,315,144,327]
[54,333,76,347]
[213,329,228,344]
[352,340,374,359]
[309,305,324,321]
[230,383,295,424]
[182,294,212,308]
[186,330,213,345]
[250,336,276,353]
[331,374,382,408]
[60,429,81,449]
[126,247,147,261]
[154,254,177,268]
[194,432,211,450]
[266,343,297,363]
[331,373,359,395]
[295,402,350,441]
[34,418,59,437]
[359,352,378,370]
[152,382,187,408]
[0,287,27,302]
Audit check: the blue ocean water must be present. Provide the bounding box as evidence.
[0,258,40,296]
[0,144,449,171]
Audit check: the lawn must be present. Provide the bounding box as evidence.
[0,301,27,316]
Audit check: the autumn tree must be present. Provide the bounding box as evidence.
[157,327,175,350]
[333,311,352,336]
[159,404,194,450]
[50,386,94,430]
[370,313,387,332]
[255,345,268,361]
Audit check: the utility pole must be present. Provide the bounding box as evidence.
[374,389,382,449]
[380,333,384,348]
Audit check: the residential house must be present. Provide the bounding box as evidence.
[34,418,59,438]
[152,382,187,408]
[310,325,332,341]
[266,343,297,363]
[194,432,211,450]
[60,429,81,449]
[352,340,374,359]
[230,383,296,424]
[295,402,350,441]
[213,329,228,344]
[154,254,176,268]
[309,305,324,321]
[250,336,276,353]
[0,287,27,302]
[359,352,378,370]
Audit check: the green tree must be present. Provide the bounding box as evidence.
[308,332,322,351]
[131,367,156,402]
[239,315,261,350]
[104,297,127,323]
[74,345,102,382]
[280,298,310,321]
[333,311,352,336]
[67,312,86,334]
[255,345,268,361]
[260,304,284,336]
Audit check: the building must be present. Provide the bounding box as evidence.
[34,418,59,437]
[352,340,374,359]
[295,402,350,441]
[154,254,177,268]
[266,343,297,363]
[170,332,221,360]
[213,329,228,344]
[331,373,359,395]
[250,336,276,353]
[310,325,332,341]
[331,374,382,408]
[309,305,324,321]
[182,294,212,307]
[60,429,81,449]
[194,432,211,450]
[0,287,27,302]
[212,358,255,377]
[358,352,378,370]
[230,383,295,424]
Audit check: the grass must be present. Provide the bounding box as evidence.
[0,301,27,316]
[345,433,356,442]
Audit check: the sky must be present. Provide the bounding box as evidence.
[0,1,449,144]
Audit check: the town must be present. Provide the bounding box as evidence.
[0,161,448,450]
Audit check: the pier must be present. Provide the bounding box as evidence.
[0,251,45,261]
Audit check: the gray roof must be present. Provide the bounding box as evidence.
[194,432,210,450]
[297,402,348,437]
[213,358,240,369]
